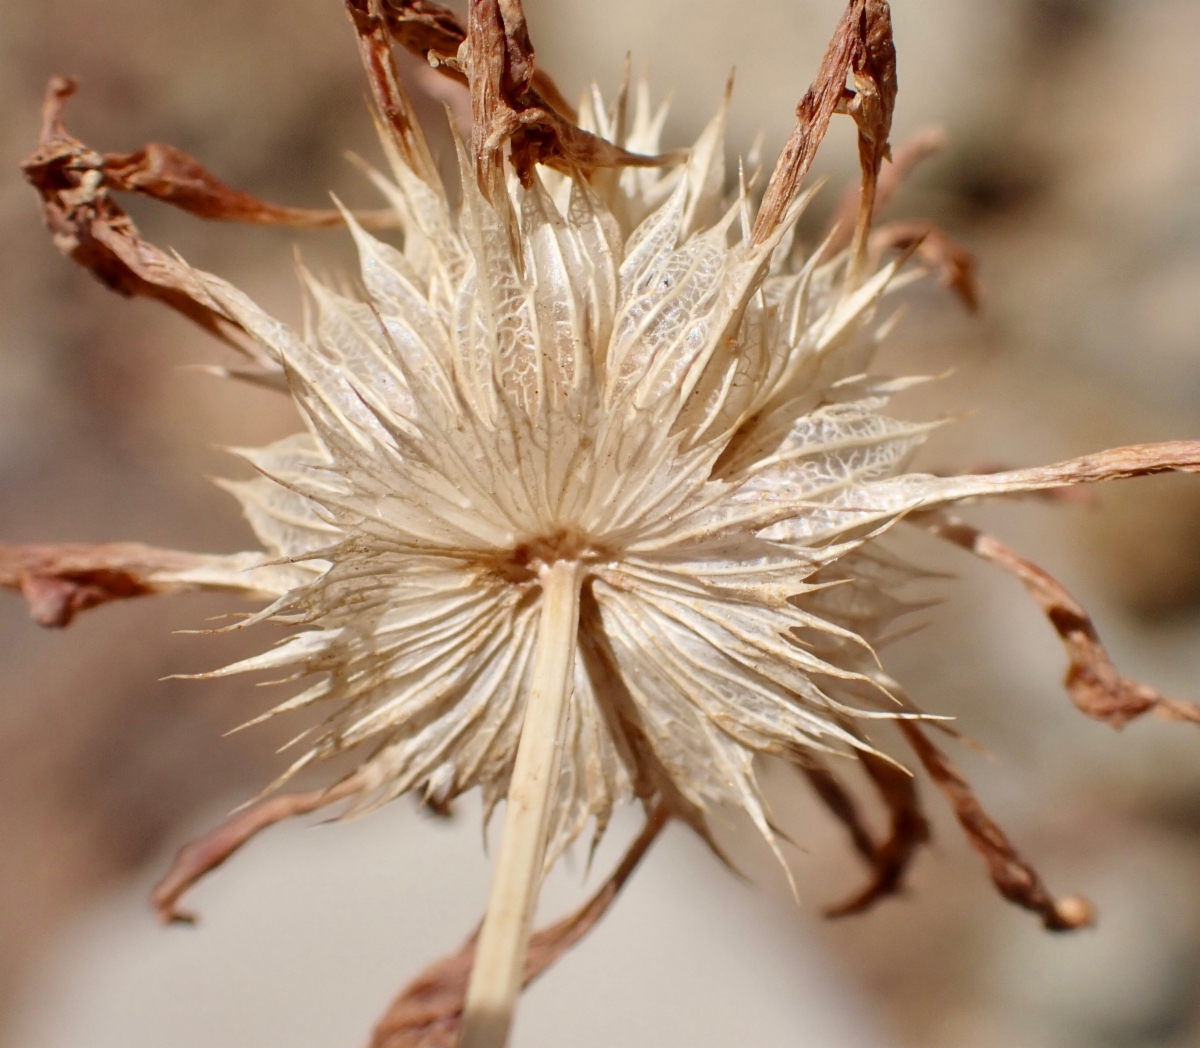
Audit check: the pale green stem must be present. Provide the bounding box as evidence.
[459,558,581,1048]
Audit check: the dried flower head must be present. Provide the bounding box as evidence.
[8,1,1200,1045]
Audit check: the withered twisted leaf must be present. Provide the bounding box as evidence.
[874,220,980,311]
[357,0,466,72]
[822,127,946,255]
[753,0,867,245]
[921,513,1200,728]
[899,723,1093,932]
[152,772,372,924]
[465,0,674,198]
[369,807,669,1048]
[346,0,444,188]
[815,751,930,919]
[22,78,247,350]
[102,142,398,229]
[21,77,393,355]
[355,0,576,120]
[797,757,878,865]
[843,0,897,287]
[0,541,226,628]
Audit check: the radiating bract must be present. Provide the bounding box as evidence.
[167,83,991,865]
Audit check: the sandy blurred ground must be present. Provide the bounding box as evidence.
[2,0,1200,1045]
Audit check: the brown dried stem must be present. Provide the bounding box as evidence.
[152,772,372,925]
[899,722,1093,931]
[804,750,930,919]
[369,804,669,1048]
[0,541,249,628]
[919,512,1200,728]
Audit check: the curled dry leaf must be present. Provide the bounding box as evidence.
[354,0,576,120]
[843,0,897,288]
[353,0,466,75]
[0,541,243,628]
[101,142,399,229]
[20,76,394,357]
[921,513,1200,728]
[369,807,668,1048]
[817,125,980,313]
[465,0,675,201]
[804,750,930,919]
[346,0,444,187]
[873,220,980,311]
[152,772,373,924]
[899,723,1094,931]
[753,0,866,245]
[822,126,947,256]
[22,78,248,350]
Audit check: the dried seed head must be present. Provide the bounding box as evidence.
[9,0,1200,966]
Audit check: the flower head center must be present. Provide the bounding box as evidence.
[488,527,608,584]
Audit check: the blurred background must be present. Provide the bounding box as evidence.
[2,0,1200,1045]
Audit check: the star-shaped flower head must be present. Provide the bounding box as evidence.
[10,0,1200,1044]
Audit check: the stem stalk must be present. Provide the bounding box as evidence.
[460,558,581,1048]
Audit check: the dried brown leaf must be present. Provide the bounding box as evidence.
[921,513,1200,729]
[823,751,930,918]
[797,757,878,865]
[102,142,398,229]
[873,220,980,311]
[754,1,863,245]
[822,126,947,255]
[21,79,246,349]
[359,0,467,74]
[152,773,372,924]
[0,541,222,627]
[346,0,444,187]
[899,722,1094,931]
[799,749,929,918]
[843,0,897,288]
[21,77,393,356]
[368,806,669,1048]
[465,0,676,204]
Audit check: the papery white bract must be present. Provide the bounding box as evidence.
[184,82,961,864]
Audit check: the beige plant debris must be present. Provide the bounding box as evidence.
[9,0,1200,1044]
